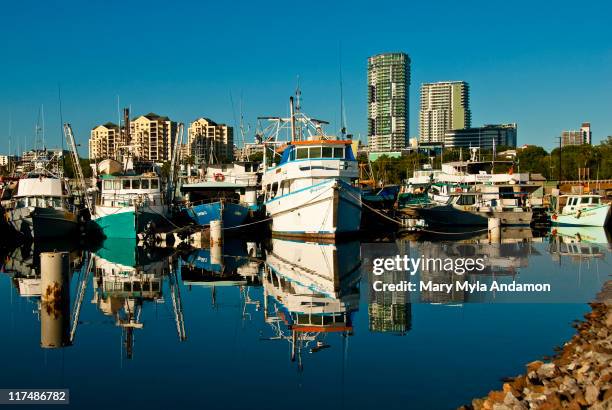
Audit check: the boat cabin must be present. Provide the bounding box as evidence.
[98,174,163,207]
[263,140,357,202]
[14,177,70,210]
[561,195,602,214]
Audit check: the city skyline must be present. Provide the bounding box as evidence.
[0,0,611,156]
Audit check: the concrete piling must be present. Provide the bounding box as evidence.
[40,251,71,349]
[488,217,501,243]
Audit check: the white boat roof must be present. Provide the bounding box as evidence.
[182,181,248,189]
[15,178,64,197]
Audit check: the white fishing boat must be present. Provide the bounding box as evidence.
[6,172,81,239]
[260,96,362,240]
[550,194,611,227]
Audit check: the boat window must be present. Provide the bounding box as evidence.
[271,182,278,198]
[296,147,308,159]
[309,147,322,158]
[123,179,131,189]
[333,147,344,158]
[151,179,159,189]
[132,179,140,189]
[114,180,122,190]
[580,197,590,204]
[457,195,476,205]
[289,149,296,161]
[141,179,149,189]
[322,147,333,158]
[52,198,62,208]
[103,180,113,190]
[592,197,600,204]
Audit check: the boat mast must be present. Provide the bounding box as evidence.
[63,123,93,212]
[290,96,296,143]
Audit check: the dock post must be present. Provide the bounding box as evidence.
[40,252,71,349]
[210,220,223,266]
[488,218,501,243]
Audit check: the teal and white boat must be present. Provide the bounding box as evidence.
[91,159,169,238]
[550,194,611,227]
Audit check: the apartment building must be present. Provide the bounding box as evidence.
[419,81,471,144]
[187,118,234,163]
[367,52,411,152]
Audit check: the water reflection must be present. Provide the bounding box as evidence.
[3,240,85,349]
[91,239,182,358]
[0,227,611,409]
[262,239,361,369]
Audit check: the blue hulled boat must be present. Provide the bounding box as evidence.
[178,181,251,228]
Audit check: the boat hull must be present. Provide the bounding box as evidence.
[550,204,611,227]
[8,207,79,239]
[265,179,362,240]
[92,205,168,238]
[415,205,532,226]
[182,201,249,228]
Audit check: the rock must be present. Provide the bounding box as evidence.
[487,391,506,403]
[586,384,600,405]
[536,363,557,378]
[526,360,543,373]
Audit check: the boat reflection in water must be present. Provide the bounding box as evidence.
[262,238,361,370]
[549,226,610,262]
[91,239,185,358]
[180,239,262,308]
[2,239,85,349]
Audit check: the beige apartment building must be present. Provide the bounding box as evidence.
[89,122,121,160]
[130,113,177,162]
[187,118,234,163]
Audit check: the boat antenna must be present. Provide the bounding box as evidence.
[289,96,296,142]
[295,76,302,141]
[41,104,46,149]
[339,41,347,138]
[238,93,251,161]
[58,84,66,176]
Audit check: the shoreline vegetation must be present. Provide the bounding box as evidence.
[460,281,612,410]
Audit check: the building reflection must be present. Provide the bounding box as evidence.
[261,238,361,370]
[366,241,412,335]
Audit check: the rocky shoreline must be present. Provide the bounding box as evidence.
[460,281,612,410]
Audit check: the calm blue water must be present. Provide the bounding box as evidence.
[0,231,609,409]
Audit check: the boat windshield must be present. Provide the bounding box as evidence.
[16,196,63,209]
[103,178,159,191]
[290,146,345,161]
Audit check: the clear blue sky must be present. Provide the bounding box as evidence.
[1,0,610,156]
